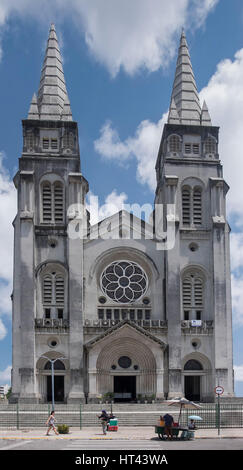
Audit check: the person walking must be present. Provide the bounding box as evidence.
[45,410,59,436]
[98,409,109,435]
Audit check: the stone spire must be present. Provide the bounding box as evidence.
[27,23,73,121]
[27,93,39,119]
[201,100,212,126]
[168,29,201,126]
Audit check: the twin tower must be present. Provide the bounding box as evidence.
[10,25,234,403]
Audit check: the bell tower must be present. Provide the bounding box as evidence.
[155,30,234,400]
[11,24,88,403]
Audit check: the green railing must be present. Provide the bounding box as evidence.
[0,403,242,429]
[0,404,83,430]
[180,403,243,429]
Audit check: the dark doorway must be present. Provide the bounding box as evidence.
[47,376,64,402]
[114,376,136,402]
[184,376,201,401]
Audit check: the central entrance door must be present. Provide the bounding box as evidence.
[184,376,201,402]
[47,376,64,402]
[114,376,136,402]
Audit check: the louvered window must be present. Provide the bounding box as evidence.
[42,272,65,318]
[194,278,203,308]
[182,274,204,320]
[54,182,64,223]
[41,180,64,224]
[182,188,191,225]
[193,188,202,225]
[51,138,58,150]
[184,143,200,155]
[43,138,49,149]
[183,278,192,308]
[169,135,180,153]
[55,275,65,304]
[42,183,52,223]
[185,143,191,154]
[43,275,53,304]
[182,186,202,226]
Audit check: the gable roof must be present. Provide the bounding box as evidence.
[84,319,167,350]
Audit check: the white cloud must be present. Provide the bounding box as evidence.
[231,274,243,326]
[229,233,243,273]
[0,365,11,385]
[199,49,243,224]
[87,189,128,225]
[0,0,218,75]
[234,365,243,382]
[0,153,16,321]
[94,115,167,192]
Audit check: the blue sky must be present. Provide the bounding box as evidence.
[1,0,243,396]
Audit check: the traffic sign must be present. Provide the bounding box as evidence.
[214,386,224,395]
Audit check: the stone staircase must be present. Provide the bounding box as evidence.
[82,403,173,427]
[0,402,243,428]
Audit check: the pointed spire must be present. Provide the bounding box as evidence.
[27,93,39,119]
[27,23,73,121]
[201,100,212,126]
[168,97,180,124]
[168,29,201,125]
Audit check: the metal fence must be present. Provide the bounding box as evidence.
[0,403,242,429]
[180,403,243,429]
[0,404,82,430]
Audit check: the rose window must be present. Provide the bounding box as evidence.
[100,261,148,303]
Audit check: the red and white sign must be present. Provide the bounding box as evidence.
[214,386,224,395]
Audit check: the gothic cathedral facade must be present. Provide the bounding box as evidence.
[10,25,234,403]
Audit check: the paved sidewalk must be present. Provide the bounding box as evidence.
[0,426,243,440]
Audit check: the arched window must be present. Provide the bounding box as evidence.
[204,136,216,155]
[182,186,202,226]
[182,188,191,225]
[168,134,181,153]
[42,271,65,319]
[44,359,65,370]
[63,130,74,150]
[182,272,204,320]
[54,182,64,223]
[184,360,203,370]
[41,178,64,224]
[25,130,35,151]
[193,187,202,225]
[42,182,52,223]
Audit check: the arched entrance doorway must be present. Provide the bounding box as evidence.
[184,359,203,401]
[86,322,166,402]
[36,353,69,403]
[44,360,65,403]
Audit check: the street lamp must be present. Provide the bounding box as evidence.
[41,355,66,411]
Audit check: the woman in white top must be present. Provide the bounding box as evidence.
[46,410,59,435]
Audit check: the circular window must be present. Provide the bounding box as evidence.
[101,261,148,303]
[118,356,132,368]
[99,296,107,304]
[48,337,59,348]
[189,243,199,252]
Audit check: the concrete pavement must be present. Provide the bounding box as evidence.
[0,426,243,441]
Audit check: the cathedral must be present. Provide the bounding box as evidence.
[10,24,234,403]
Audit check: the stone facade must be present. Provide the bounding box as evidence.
[10,25,234,404]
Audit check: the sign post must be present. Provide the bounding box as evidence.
[214,386,224,436]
